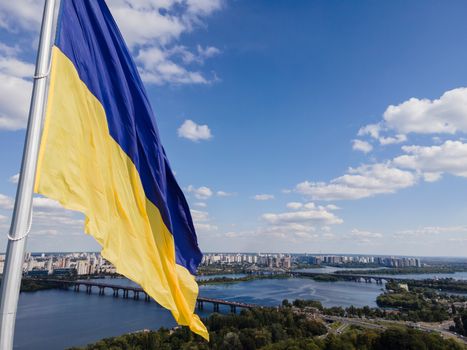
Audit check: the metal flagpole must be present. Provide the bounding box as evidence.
[0,0,57,348]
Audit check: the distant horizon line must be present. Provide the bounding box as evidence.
[9,251,467,260]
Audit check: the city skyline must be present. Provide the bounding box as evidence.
[1,0,467,256]
[10,251,428,277]
[6,250,466,259]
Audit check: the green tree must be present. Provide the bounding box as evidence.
[222,332,242,350]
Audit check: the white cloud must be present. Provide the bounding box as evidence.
[190,209,217,232]
[190,209,209,222]
[291,90,467,205]
[9,173,19,184]
[432,136,443,144]
[358,123,407,146]
[379,134,407,145]
[345,228,383,244]
[196,45,220,60]
[422,172,442,182]
[28,211,84,239]
[352,139,373,153]
[359,88,467,145]
[286,202,340,212]
[0,1,42,31]
[224,231,245,238]
[195,223,218,232]
[0,192,85,240]
[394,225,467,237]
[224,223,319,242]
[0,56,34,78]
[186,0,223,16]
[0,43,20,56]
[223,203,344,242]
[0,56,34,130]
[216,190,234,197]
[0,194,14,210]
[186,185,213,199]
[137,47,212,85]
[177,119,212,141]
[223,203,345,243]
[31,209,82,226]
[110,2,185,48]
[262,223,318,240]
[295,163,417,201]
[108,0,223,47]
[32,197,62,210]
[193,202,207,207]
[286,202,303,210]
[317,89,467,203]
[0,9,41,130]
[0,1,223,130]
[0,1,223,56]
[448,238,467,243]
[108,0,222,85]
[303,202,316,209]
[383,88,467,135]
[262,206,343,226]
[167,45,220,65]
[394,140,467,180]
[187,186,232,200]
[322,232,336,240]
[32,229,59,236]
[0,194,63,212]
[253,194,274,201]
[358,123,380,139]
[348,228,383,239]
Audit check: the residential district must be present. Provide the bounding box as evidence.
[0,252,422,277]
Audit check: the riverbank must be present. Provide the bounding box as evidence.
[338,266,467,275]
[198,273,289,285]
[20,279,60,292]
[68,304,467,350]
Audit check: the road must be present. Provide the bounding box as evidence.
[320,315,467,345]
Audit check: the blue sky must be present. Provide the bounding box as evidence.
[1,0,467,256]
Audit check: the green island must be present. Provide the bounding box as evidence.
[290,263,323,270]
[198,274,289,285]
[198,265,249,276]
[69,302,467,350]
[20,278,61,292]
[406,279,467,294]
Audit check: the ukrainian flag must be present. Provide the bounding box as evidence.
[34,0,208,339]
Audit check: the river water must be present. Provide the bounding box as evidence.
[13,268,467,349]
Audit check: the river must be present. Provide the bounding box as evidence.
[14,275,384,349]
[13,268,467,349]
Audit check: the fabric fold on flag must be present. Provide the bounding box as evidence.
[34,0,208,340]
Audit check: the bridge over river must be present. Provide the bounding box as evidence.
[30,278,258,313]
[26,272,405,313]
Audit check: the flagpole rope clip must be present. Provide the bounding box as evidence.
[32,60,51,80]
[7,210,33,241]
